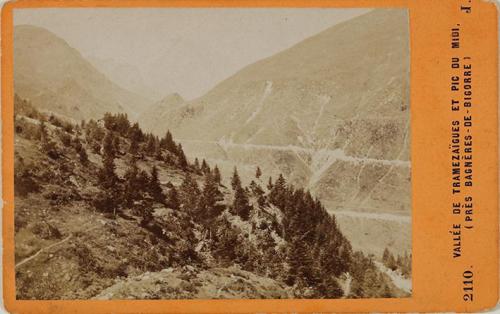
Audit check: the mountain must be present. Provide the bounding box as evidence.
[14,25,150,121]
[140,9,411,255]
[88,56,161,102]
[138,93,185,130]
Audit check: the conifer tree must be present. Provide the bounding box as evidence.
[179,173,200,213]
[201,159,210,174]
[129,136,139,155]
[102,131,116,159]
[267,176,273,190]
[146,134,156,155]
[231,185,252,220]
[194,158,200,172]
[213,165,222,184]
[148,165,165,204]
[231,167,241,191]
[256,166,262,179]
[167,186,180,210]
[199,171,224,222]
[95,134,121,216]
[123,157,141,206]
[269,174,287,207]
[164,130,177,154]
[177,143,188,169]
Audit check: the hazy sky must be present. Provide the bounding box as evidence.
[14,8,370,100]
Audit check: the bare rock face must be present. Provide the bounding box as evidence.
[141,9,411,255]
[14,25,150,121]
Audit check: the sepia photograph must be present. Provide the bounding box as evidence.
[13,7,411,300]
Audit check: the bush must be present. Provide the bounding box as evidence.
[15,162,41,197]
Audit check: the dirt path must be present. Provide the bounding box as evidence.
[15,234,72,269]
[15,224,102,269]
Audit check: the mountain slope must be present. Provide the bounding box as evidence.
[88,56,161,102]
[140,9,411,256]
[144,9,410,210]
[14,96,409,299]
[14,25,150,121]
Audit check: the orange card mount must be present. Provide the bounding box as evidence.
[1,0,498,313]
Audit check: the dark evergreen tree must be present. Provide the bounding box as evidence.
[166,186,180,210]
[231,185,252,220]
[148,165,165,204]
[179,173,200,213]
[95,136,121,216]
[123,157,141,207]
[213,165,222,184]
[145,134,156,155]
[199,171,224,223]
[102,131,116,159]
[194,158,200,172]
[256,166,262,179]
[267,176,273,190]
[177,143,188,169]
[163,130,177,154]
[129,135,139,155]
[200,159,210,174]
[231,167,241,191]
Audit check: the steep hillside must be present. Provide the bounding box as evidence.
[14,96,410,299]
[14,25,150,121]
[139,9,411,255]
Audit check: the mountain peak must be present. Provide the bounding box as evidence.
[161,93,185,105]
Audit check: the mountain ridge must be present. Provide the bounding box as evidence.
[14,25,151,121]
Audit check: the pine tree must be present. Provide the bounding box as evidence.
[267,176,273,190]
[232,185,252,220]
[145,134,156,155]
[269,174,287,208]
[164,130,177,154]
[127,122,144,143]
[199,171,224,223]
[179,173,200,213]
[154,142,163,160]
[231,167,241,191]
[194,158,200,172]
[148,165,165,204]
[73,137,88,165]
[95,139,121,216]
[201,159,210,174]
[102,131,116,159]
[213,165,222,184]
[177,143,188,169]
[167,186,180,210]
[129,136,139,155]
[123,157,141,206]
[256,166,262,179]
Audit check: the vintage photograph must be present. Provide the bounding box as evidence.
[13,7,411,299]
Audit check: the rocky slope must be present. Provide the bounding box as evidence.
[14,96,409,299]
[14,25,150,121]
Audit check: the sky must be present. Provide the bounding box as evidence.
[14,8,370,100]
